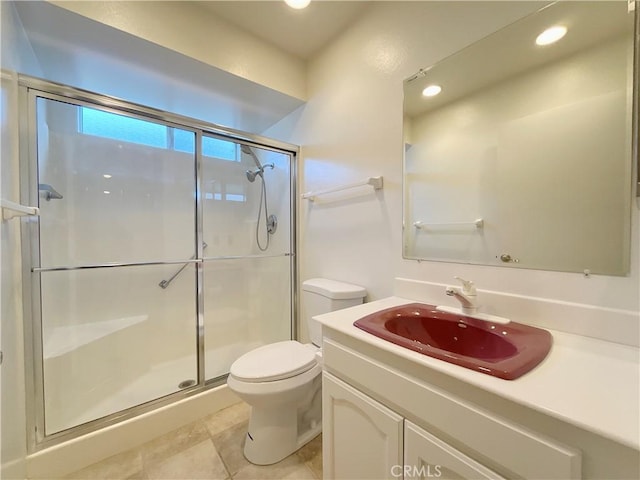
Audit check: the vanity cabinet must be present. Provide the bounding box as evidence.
[323,371,506,480]
[322,373,402,479]
[322,336,584,480]
[404,420,505,480]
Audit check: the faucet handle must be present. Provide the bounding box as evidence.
[453,276,476,295]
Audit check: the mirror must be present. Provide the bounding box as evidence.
[403,1,637,275]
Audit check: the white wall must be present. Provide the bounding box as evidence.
[265,1,640,339]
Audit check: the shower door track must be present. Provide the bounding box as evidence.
[18,75,299,452]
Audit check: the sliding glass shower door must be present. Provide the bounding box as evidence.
[25,82,296,443]
[34,96,199,435]
[201,136,292,379]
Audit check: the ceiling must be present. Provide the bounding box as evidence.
[196,1,372,60]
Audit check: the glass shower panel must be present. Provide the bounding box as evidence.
[202,256,292,379]
[34,96,199,434]
[201,136,293,380]
[40,264,198,435]
[36,98,196,267]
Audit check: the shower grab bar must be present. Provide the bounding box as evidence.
[159,243,207,289]
[1,198,39,220]
[414,218,484,230]
[301,176,383,201]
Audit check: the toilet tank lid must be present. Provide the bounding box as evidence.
[302,278,367,300]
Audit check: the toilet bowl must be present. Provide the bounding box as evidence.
[227,278,366,465]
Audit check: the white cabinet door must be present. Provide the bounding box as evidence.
[323,372,403,480]
[404,421,506,480]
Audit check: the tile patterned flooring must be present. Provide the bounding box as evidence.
[64,402,322,480]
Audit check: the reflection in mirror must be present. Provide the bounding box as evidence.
[403,1,637,275]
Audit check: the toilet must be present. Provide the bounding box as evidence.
[226,278,367,465]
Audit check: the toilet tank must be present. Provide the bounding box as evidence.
[302,278,367,347]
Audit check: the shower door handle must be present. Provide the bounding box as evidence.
[159,242,208,289]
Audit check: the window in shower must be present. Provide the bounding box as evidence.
[79,107,168,148]
[78,107,239,161]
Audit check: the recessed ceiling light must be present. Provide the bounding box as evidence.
[422,85,442,97]
[535,25,567,46]
[103,190,111,195]
[103,174,112,179]
[284,0,311,9]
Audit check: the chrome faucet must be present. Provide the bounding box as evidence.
[445,276,478,314]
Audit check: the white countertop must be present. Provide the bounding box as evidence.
[316,296,640,451]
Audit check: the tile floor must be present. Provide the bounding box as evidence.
[64,402,322,480]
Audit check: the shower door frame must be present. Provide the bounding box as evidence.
[18,75,299,451]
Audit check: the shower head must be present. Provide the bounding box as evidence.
[246,168,262,183]
[246,163,275,183]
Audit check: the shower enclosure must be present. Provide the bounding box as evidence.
[20,78,297,446]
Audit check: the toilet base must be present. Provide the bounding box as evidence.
[243,397,322,465]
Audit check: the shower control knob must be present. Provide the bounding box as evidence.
[267,214,278,235]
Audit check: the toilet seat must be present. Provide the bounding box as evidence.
[230,340,317,382]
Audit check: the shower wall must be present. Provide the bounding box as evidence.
[30,91,294,438]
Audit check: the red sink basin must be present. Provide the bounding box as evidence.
[354,303,552,380]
